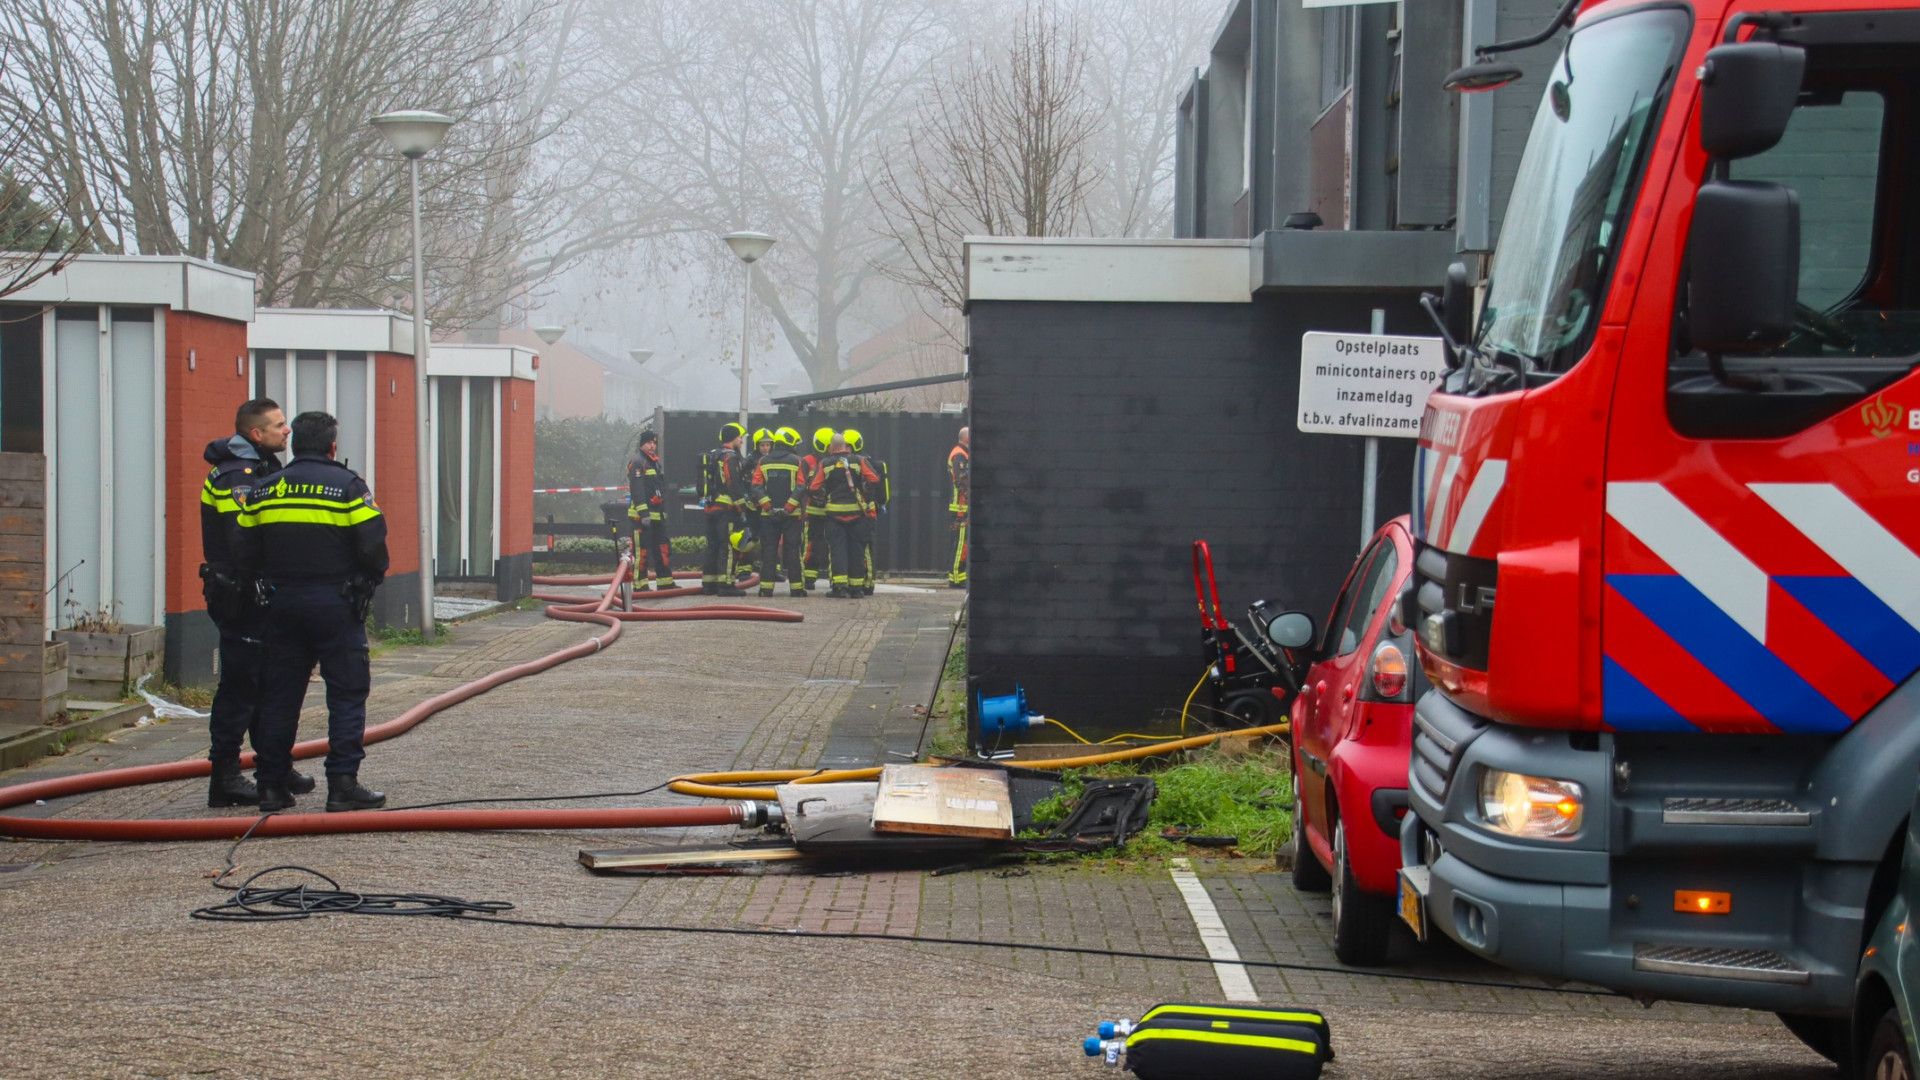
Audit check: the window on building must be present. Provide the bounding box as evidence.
[1320,7,1355,110]
[0,307,43,453]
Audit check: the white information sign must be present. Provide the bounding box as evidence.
[1297,332,1447,439]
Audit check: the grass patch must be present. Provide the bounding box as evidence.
[368,620,451,652]
[1023,747,1293,864]
[922,623,969,759]
[131,677,213,711]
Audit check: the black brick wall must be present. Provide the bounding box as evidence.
[967,293,1428,733]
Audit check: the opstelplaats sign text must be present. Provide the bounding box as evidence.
[1297,332,1448,438]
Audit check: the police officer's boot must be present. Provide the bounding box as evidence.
[208,761,258,808]
[257,781,296,813]
[326,773,387,812]
[287,769,316,795]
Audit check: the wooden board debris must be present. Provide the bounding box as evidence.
[871,764,1014,840]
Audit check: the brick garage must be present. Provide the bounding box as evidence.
[0,255,257,689]
[964,238,1441,733]
[249,308,427,631]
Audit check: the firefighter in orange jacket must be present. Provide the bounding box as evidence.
[699,422,748,596]
[844,429,887,597]
[802,426,834,590]
[807,432,879,599]
[947,426,970,589]
[750,427,808,598]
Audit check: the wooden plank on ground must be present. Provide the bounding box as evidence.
[577,845,804,873]
[871,764,1014,840]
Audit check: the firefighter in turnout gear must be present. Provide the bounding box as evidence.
[947,426,970,589]
[844,429,887,597]
[699,422,749,596]
[803,426,834,590]
[199,398,315,807]
[807,432,880,599]
[626,429,671,589]
[738,427,774,581]
[235,411,390,814]
[751,427,808,597]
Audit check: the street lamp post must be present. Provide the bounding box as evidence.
[370,109,454,637]
[722,231,776,436]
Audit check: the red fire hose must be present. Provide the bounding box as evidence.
[0,557,793,841]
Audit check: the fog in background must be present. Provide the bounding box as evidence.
[0,0,1224,412]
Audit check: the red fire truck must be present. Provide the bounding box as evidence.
[1396,0,1920,1062]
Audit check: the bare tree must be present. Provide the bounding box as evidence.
[0,37,91,296]
[574,0,950,392]
[0,0,565,330]
[1072,0,1220,237]
[871,5,1099,317]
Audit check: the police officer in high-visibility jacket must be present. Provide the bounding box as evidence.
[699,422,748,596]
[947,426,970,589]
[235,411,389,813]
[751,427,808,598]
[802,427,834,591]
[199,397,316,808]
[625,429,671,590]
[843,429,888,598]
[807,432,880,599]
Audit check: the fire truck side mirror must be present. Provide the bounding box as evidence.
[1686,181,1800,354]
[1441,262,1474,351]
[1697,42,1805,160]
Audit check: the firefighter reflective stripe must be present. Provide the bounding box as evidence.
[947,445,969,512]
[948,520,968,585]
[238,499,382,529]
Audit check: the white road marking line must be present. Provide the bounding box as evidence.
[1169,857,1258,1002]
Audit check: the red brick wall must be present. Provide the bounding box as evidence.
[163,310,251,617]
[372,352,420,577]
[499,377,534,557]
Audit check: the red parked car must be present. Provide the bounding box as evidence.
[1269,515,1420,966]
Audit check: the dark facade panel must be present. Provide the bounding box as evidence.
[968,295,1427,732]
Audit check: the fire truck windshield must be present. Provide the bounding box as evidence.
[1476,9,1689,373]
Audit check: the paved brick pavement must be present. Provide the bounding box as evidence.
[0,586,1837,1078]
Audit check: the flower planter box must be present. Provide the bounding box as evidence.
[0,640,67,723]
[52,626,163,701]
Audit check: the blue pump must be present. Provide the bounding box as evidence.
[975,685,1044,735]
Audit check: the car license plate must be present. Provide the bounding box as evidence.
[1398,867,1429,943]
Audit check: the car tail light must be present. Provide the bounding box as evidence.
[1370,642,1408,699]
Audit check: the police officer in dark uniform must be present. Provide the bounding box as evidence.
[236,411,390,812]
[199,398,315,807]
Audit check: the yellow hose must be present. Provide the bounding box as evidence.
[666,720,1292,802]
[1044,717,1186,746]
[1178,668,1209,735]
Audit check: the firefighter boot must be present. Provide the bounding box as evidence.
[208,762,258,808]
[287,769,316,794]
[326,773,387,812]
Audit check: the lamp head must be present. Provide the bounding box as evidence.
[370,110,455,158]
[723,230,777,263]
[629,349,654,366]
[533,325,566,345]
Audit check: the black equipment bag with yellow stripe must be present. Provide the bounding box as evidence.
[1125,1004,1331,1080]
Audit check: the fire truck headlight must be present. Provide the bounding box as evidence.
[1478,769,1584,840]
